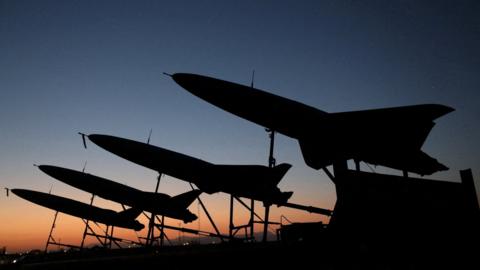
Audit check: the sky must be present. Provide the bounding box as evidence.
[0,0,479,253]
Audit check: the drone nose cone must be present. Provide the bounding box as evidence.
[172,73,200,92]
[38,165,79,182]
[37,165,65,177]
[172,73,219,95]
[10,189,21,196]
[88,134,139,158]
[11,189,29,199]
[37,165,52,174]
[87,134,107,145]
[172,73,231,109]
[171,73,194,84]
[88,134,123,152]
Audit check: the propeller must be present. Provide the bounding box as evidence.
[82,161,87,173]
[250,70,255,88]
[147,129,152,145]
[78,132,87,149]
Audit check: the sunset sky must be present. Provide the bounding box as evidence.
[1,0,479,253]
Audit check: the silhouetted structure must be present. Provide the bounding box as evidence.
[170,72,479,265]
[86,134,293,205]
[10,71,477,267]
[278,221,326,244]
[170,73,452,176]
[11,189,144,231]
[38,165,201,223]
[329,167,479,258]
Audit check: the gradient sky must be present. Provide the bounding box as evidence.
[1,0,479,252]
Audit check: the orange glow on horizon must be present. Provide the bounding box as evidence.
[0,192,333,253]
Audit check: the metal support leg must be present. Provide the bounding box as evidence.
[355,160,360,171]
[81,194,96,250]
[160,215,165,247]
[262,205,270,242]
[234,197,264,221]
[333,160,348,178]
[264,129,275,243]
[84,222,105,245]
[250,199,255,241]
[45,211,59,253]
[104,225,109,247]
[147,174,162,246]
[322,167,336,183]
[147,214,155,246]
[189,184,224,242]
[229,195,234,240]
[109,226,115,249]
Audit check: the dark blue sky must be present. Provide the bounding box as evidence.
[0,0,479,250]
